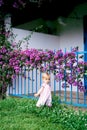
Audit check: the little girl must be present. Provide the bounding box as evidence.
[34,72,52,107]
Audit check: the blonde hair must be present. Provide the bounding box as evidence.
[42,72,50,80]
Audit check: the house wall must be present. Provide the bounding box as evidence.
[5,3,87,52]
[59,2,87,51]
[59,18,84,51]
[11,3,87,51]
[12,16,83,51]
[12,28,60,50]
[12,17,83,51]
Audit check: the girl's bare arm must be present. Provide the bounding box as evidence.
[34,87,44,97]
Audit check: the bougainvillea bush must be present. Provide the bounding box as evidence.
[0,33,13,98]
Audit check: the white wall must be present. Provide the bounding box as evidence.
[6,3,87,52]
[12,28,60,50]
[12,18,84,51]
[59,18,84,51]
[12,19,84,52]
[59,2,87,51]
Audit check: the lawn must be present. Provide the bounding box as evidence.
[0,96,87,130]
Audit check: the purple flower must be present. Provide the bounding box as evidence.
[12,75,16,79]
[0,0,3,6]
[13,2,19,8]
[0,61,3,65]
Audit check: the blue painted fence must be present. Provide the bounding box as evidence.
[8,51,87,108]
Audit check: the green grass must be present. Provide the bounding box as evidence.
[0,97,87,130]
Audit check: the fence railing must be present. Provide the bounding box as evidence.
[8,51,87,108]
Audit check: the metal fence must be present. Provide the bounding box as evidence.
[8,51,87,108]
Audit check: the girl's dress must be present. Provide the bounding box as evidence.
[36,83,52,107]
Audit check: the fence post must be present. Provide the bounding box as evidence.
[70,47,73,104]
[64,48,67,102]
[32,69,34,95]
[36,69,38,93]
[28,67,30,96]
[76,52,79,104]
[24,66,26,95]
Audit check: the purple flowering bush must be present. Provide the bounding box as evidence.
[11,47,86,92]
[0,34,13,98]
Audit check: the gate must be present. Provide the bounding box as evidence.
[8,51,87,108]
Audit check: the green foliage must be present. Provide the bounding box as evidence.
[0,34,12,49]
[0,97,87,130]
[0,34,13,99]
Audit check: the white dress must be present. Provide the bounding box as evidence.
[36,83,52,107]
